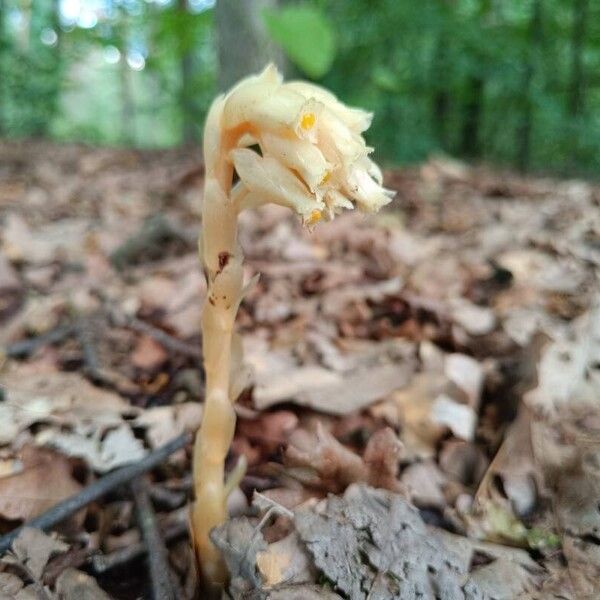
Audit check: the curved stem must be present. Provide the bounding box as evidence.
[192,114,244,583]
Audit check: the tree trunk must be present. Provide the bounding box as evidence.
[460,75,484,158]
[516,0,543,172]
[178,0,195,144]
[215,0,286,91]
[431,29,450,150]
[568,0,587,117]
[25,0,62,137]
[120,38,136,145]
[47,0,62,134]
[0,0,6,135]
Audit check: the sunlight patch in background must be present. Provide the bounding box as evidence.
[127,50,146,71]
[103,45,121,64]
[60,0,102,28]
[40,28,59,47]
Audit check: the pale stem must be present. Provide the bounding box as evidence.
[192,120,243,583]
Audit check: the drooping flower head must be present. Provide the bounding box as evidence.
[204,64,394,226]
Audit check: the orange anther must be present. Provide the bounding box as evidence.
[306,209,322,226]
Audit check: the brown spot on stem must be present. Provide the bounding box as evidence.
[218,251,231,273]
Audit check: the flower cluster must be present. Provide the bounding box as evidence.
[214,64,394,225]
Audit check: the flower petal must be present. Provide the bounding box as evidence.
[317,106,369,168]
[230,148,322,218]
[261,132,330,192]
[360,156,384,185]
[344,164,395,212]
[324,189,354,218]
[287,81,373,132]
[224,83,305,135]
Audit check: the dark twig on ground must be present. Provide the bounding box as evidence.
[5,324,75,358]
[109,309,201,359]
[149,484,188,510]
[0,433,190,555]
[109,215,193,270]
[76,316,140,393]
[76,317,103,374]
[131,477,180,600]
[91,508,189,574]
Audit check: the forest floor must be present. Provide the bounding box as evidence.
[0,140,598,600]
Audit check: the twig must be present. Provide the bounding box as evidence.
[5,324,75,358]
[109,215,191,271]
[131,477,178,600]
[128,315,200,359]
[149,484,187,510]
[90,509,189,574]
[76,318,102,375]
[109,310,200,359]
[0,433,190,555]
[76,316,140,394]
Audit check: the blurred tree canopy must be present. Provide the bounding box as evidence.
[0,0,598,175]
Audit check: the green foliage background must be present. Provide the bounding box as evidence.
[0,0,598,175]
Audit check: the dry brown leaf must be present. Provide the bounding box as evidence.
[256,550,289,587]
[296,363,414,415]
[431,395,477,441]
[439,440,488,486]
[136,275,177,310]
[285,422,367,492]
[393,372,449,457]
[525,307,599,415]
[130,334,168,370]
[2,213,89,264]
[479,409,540,516]
[236,410,298,457]
[0,370,135,434]
[251,356,415,415]
[498,249,586,294]
[7,527,69,579]
[36,423,146,473]
[0,446,82,522]
[401,460,447,509]
[134,402,203,449]
[363,427,404,492]
[258,531,315,587]
[437,530,544,598]
[260,486,316,511]
[284,423,405,494]
[467,410,540,548]
[55,568,112,600]
[450,297,496,336]
[444,353,484,410]
[268,584,344,599]
[164,301,202,338]
[321,276,404,317]
[0,572,25,596]
[0,370,143,473]
[0,253,22,315]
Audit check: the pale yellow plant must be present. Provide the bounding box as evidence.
[193,64,394,584]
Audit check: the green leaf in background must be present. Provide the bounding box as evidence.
[262,5,335,79]
[372,65,399,92]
